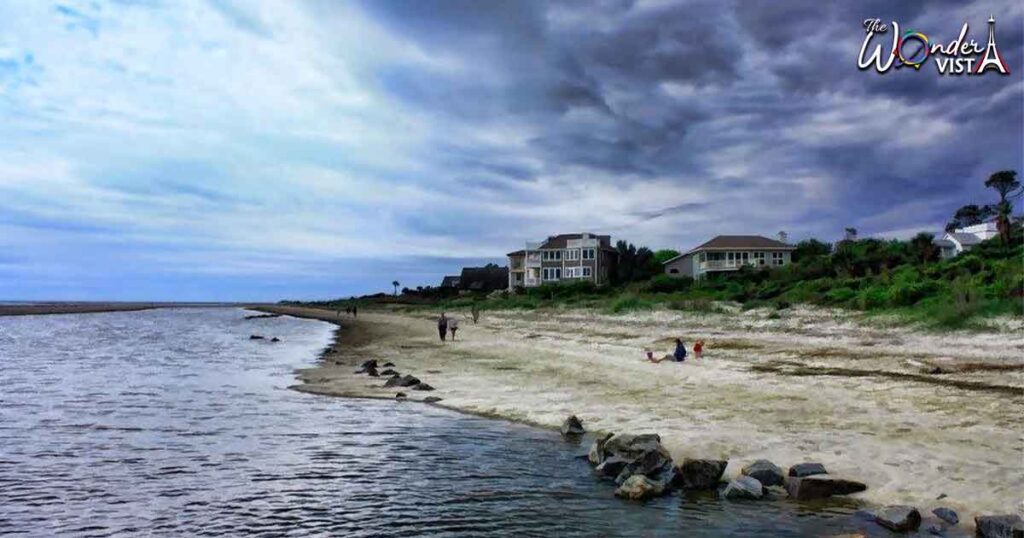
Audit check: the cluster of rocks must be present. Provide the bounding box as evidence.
[353,360,439,398]
[572,416,1022,535]
[249,334,280,342]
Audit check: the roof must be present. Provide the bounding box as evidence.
[663,235,795,264]
[458,265,508,292]
[440,275,461,287]
[933,239,955,248]
[538,233,611,249]
[947,232,981,246]
[506,250,526,257]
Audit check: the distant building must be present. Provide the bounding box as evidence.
[458,265,508,292]
[663,235,796,280]
[507,233,618,289]
[439,275,461,288]
[935,221,998,259]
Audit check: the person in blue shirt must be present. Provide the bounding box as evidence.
[673,338,687,362]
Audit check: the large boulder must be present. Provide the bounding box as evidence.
[975,515,1024,538]
[587,433,614,466]
[412,383,434,391]
[784,476,866,501]
[384,375,403,387]
[674,459,728,490]
[397,375,420,387]
[932,507,958,525]
[614,446,673,485]
[560,415,585,437]
[614,475,665,501]
[722,475,764,500]
[873,506,921,532]
[360,359,378,370]
[380,369,399,376]
[788,462,828,477]
[603,433,663,461]
[595,456,630,479]
[741,459,785,487]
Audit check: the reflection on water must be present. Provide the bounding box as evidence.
[1,308,900,536]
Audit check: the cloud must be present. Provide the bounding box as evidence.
[0,0,1020,300]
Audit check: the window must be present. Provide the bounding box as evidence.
[582,266,592,277]
[566,249,580,261]
[543,267,563,280]
[753,251,765,266]
[582,248,595,260]
[772,252,784,266]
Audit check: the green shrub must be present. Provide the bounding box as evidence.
[825,287,857,304]
[608,294,655,313]
[644,274,694,293]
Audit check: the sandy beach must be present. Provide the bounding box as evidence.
[258,304,1024,521]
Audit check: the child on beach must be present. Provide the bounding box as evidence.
[645,339,687,363]
[693,340,704,359]
[449,318,459,341]
[437,313,448,342]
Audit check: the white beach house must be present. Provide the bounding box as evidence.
[934,222,998,259]
[663,235,796,280]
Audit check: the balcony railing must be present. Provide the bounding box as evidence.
[700,259,758,271]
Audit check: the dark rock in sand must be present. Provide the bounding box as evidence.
[412,383,434,391]
[384,375,403,387]
[975,514,1024,538]
[722,475,763,500]
[366,368,379,377]
[788,462,828,477]
[249,335,265,340]
[398,375,421,387]
[674,459,728,490]
[742,459,785,487]
[588,433,614,466]
[560,415,585,437]
[383,362,395,367]
[932,507,958,525]
[873,505,922,532]
[395,392,406,399]
[785,476,866,501]
[380,369,398,376]
[360,359,378,370]
[614,475,665,500]
[423,396,443,403]
[270,337,280,342]
[595,456,629,479]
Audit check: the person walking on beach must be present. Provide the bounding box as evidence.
[352,305,357,318]
[449,317,459,341]
[673,338,687,362]
[693,340,704,360]
[437,313,448,342]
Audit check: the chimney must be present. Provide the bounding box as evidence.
[777,231,788,243]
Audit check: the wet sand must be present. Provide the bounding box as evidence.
[257,304,1024,520]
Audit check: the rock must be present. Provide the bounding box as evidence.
[722,475,763,500]
[384,375,403,387]
[398,375,421,387]
[674,459,728,490]
[614,475,665,501]
[932,507,958,525]
[588,433,614,466]
[366,368,379,377]
[788,462,828,477]
[742,459,785,487]
[974,515,1024,538]
[383,362,395,367]
[873,506,922,532]
[785,476,866,501]
[560,415,585,437]
[270,337,280,342]
[360,359,378,370]
[412,383,434,391]
[603,433,663,461]
[614,448,673,485]
[595,456,629,479]
[395,392,406,399]
[423,396,443,403]
[249,334,265,340]
[380,369,399,376]
[926,524,943,535]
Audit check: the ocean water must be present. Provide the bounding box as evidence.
[0,308,911,536]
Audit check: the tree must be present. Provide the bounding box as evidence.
[653,249,681,265]
[909,232,938,264]
[613,241,660,284]
[984,170,1021,243]
[392,280,400,296]
[793,239,832,261]
[946,204,994,232]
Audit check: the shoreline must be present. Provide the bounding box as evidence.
[256,304,1024,524]
[0,302,245,317]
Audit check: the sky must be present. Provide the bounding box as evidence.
[0,0,1021,301]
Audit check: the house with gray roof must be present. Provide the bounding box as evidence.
[936,222,997,259]
[663,234,795,280]
[507,233,618,289]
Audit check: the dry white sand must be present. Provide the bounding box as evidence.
[262,304,1024,520]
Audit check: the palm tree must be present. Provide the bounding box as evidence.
[392,280,400,296]
[984,170,1020,243]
